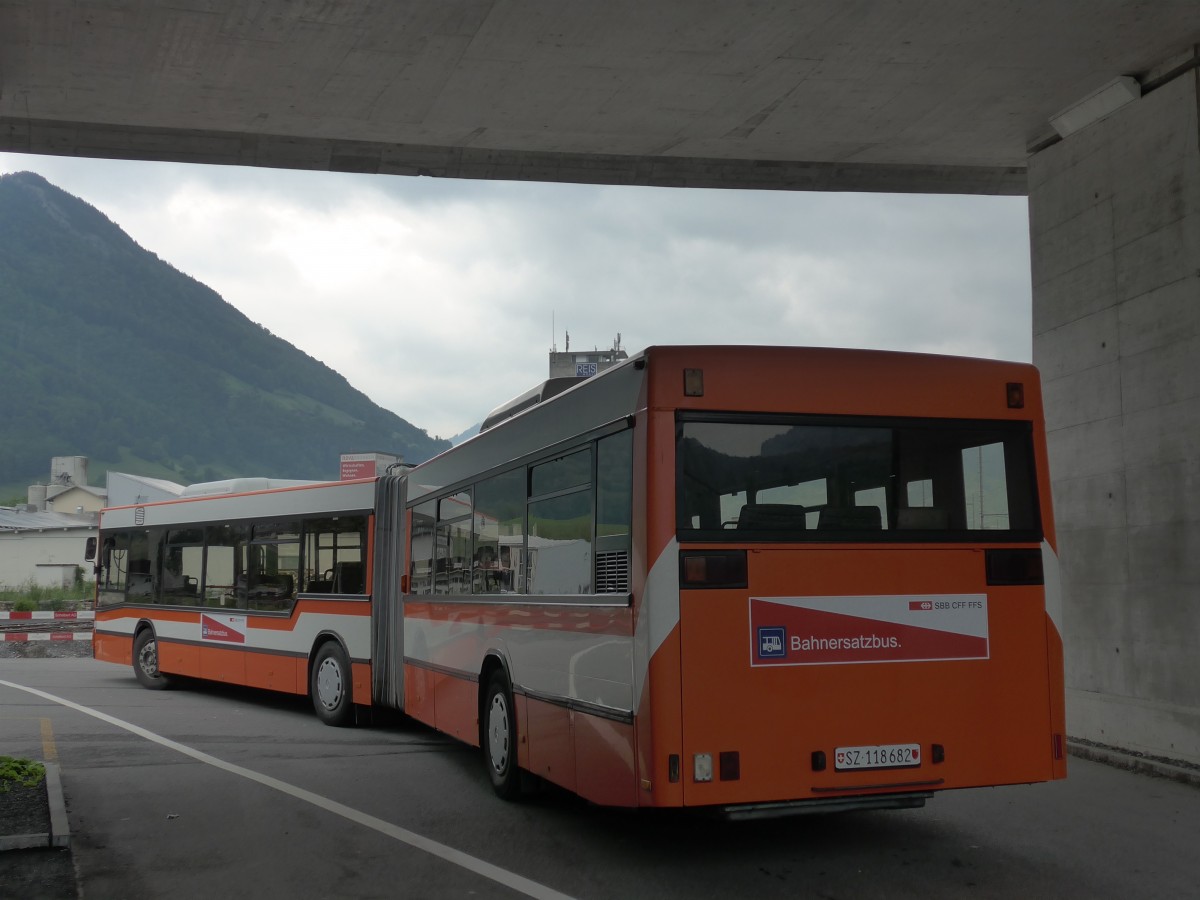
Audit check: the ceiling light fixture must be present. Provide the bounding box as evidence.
[1049,76,1141,137]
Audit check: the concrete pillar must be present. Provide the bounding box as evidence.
[1029,66,1200,765]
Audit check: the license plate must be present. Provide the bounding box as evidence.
[834,743,922,771]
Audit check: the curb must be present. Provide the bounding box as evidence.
[1068,740,1200,788]
[0,762,71,851]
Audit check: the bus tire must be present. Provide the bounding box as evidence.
[311,642,354,727]
[482,670,521,800]
[132,628,173,690]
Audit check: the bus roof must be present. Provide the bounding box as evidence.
[100,478,378,530]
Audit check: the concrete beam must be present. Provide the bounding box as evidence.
[0,117,1027,195]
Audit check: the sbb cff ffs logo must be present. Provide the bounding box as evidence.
[758,626,786,658]
[909,600,934,611]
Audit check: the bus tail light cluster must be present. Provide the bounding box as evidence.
[985,548,1044,585]
[692,752,741,782]
[680,550,747,589]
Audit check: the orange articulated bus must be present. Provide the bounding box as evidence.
[92,346,1066,817]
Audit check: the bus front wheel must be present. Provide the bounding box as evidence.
[482,670,521,799]
[132,629,173,690]
[311,642,354,727]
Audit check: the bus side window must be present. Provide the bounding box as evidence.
[247,521,301,611]
[205,524,248,607]
[162,528,204,605]
[473,469,524,594]
[98,534,127,607]
[126,531,154,601]
[528,449,593,595]
[596,430,633,593]
[435,492,472,595]
[301,516,364,594]
[409,501,436,595]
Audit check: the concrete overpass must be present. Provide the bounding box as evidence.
[2,2,1198,766]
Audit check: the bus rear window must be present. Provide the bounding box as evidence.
[676,414,1040,542]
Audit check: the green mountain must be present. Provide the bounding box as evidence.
[0,171,449,490]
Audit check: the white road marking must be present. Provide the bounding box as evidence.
[0,679,578,900]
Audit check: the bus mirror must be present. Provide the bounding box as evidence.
[84,536,97,562]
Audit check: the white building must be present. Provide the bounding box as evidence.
[548,334,628,380]
[2,457,175,591]
[105,471,185,508]
[0,506,96,589]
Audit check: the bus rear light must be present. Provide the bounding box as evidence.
[668,754,681,783]
[985,548,1044,585]
[694,753,713,783]
[680,550,747,589]
[719,751,740,781]
[1007,382,1025,409]
[684,368,704,397]
[1052,734,1064,760]
[932,743,945,764]
[811,751,827,772]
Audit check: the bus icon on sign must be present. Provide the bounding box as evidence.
[758,626,786,658]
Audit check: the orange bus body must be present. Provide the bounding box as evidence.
[93,347,1065,815]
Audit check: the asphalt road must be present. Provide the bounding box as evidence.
[2,657,1198,900]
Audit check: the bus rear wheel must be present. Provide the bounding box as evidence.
[132,629,173,690]
[482,670,521,799]
[311,642,354,727]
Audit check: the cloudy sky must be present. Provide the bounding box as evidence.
[0,152,1032,441]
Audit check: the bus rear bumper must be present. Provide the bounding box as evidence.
[719,791,933,821]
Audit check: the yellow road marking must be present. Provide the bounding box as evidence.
[41,716,59,762]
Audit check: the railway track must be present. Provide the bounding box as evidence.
[0,610,94,641]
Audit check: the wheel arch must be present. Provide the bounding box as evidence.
[306,629,353,690]
[477,650,514,722]
[478,649,525,798]
[133,618,158,641]
[131,619,173,689]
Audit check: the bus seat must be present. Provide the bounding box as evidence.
[897,507,950,530]
[817,506,883,531]
[737,503,807,531]
[333,562,364,594]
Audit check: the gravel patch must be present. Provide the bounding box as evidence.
[0,640,94,660]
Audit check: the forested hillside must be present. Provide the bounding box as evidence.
[0,171,448,489]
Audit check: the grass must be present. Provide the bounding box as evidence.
[0,757,45,793]
[0,578,94,611]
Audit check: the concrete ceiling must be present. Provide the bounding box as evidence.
[1,2,1197,195]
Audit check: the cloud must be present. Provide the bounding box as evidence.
[0,153,1031,438]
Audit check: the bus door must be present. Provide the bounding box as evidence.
[673,414,1058,808]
